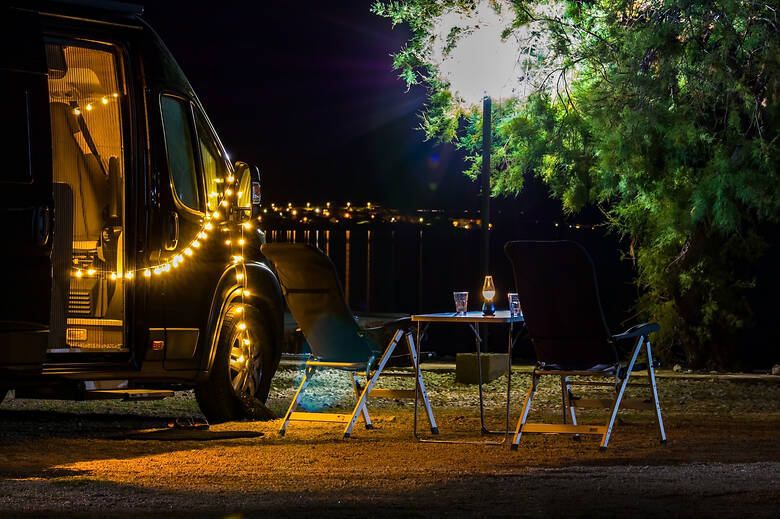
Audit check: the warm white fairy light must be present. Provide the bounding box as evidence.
[69,172,254,281]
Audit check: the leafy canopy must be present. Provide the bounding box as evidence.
[374,0,779,368]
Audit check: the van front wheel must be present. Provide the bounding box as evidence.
[195,304,275,423]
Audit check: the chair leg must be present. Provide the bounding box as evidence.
[279,365,313,435]
[406,331,438,434]
[351,373,373,429]
[561,376,580,440]
[343,330,402,438]
[646,340,667,444]
[600,336,643,450]
[511,373,538,450]
[560,375,568,424]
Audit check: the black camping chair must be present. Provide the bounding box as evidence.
[261,243,437,438]
[504,240,666,450]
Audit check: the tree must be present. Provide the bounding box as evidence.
[373,0,779,368]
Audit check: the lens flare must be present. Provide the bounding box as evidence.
[428,0,566,108]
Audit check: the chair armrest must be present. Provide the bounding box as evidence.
[612,322,660,341]
[363,316,412,333]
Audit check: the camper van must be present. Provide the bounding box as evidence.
[0,1,284,422]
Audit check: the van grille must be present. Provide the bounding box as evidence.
[69,288,92,315]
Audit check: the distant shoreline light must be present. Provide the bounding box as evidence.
[259,202,598,232]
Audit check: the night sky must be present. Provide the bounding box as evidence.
[142,1,487,212]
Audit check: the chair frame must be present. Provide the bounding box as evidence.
[511,325,667,451]
[279,327,438,438]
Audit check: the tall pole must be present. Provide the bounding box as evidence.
[481,95,492,277]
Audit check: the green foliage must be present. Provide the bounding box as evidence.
[375,0,779,368]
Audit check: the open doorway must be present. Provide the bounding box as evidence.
[46,40,126,352]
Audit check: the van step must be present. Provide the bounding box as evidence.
[84,389,174,401]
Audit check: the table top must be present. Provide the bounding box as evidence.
[411,310,524,323]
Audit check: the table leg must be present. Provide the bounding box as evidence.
[413,321,421,440]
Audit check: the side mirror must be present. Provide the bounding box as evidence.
[233,162,261,219]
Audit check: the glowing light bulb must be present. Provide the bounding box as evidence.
[144,269,151,277]
[204,222,213,230]
[225,239,232,245]
[481,275,496,302]
[242,222,252,230]
[102,97,109,104]
[242,290,250,296]
[237,322,246,330]
[227,175,235,183]
[85,104,93,111]
[75,269,83,278]
[238,239,245,245]
[153,267,162,275]
[236,354,245,364]
[125,272,134,279]
[225,189,232,196]
[73,108,80,115]
[215,178,224,183]
[232,255,243,263]
[110,272,117,280]
[192,240,200,248]
[175,254,184,264]
[235,306,244,313]
[221,200,228,207]
[163,264,171,272]
[198,232,207,239]
[184,248,193,256]
[243,338,250,345]
[87,269,96,276]
[236,272,244,281]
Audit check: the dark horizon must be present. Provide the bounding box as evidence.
[140,1,571,218]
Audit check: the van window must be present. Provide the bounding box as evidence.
[195,112,228,212]
[160,95,201,211]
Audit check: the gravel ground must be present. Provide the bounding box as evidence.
[1,367,779,517]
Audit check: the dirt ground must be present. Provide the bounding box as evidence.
[1,367,779,518]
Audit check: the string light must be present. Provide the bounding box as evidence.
[69,171,248,281]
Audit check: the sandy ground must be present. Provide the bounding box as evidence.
[1,368,779,517]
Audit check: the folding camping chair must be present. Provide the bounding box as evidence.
[261,243,438,438]
[504,240,666,450]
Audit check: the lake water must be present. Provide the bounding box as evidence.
[265,222,636,356]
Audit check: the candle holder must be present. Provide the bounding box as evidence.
[481,275,495,316]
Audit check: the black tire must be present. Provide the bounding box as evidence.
[195,304,277,423]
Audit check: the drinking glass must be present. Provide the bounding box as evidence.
[507,292,522,317]
[453,291,468,315]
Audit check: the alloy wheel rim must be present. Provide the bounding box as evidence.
[228,325,262,396]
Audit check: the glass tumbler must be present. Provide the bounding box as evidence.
[453,291,468,315]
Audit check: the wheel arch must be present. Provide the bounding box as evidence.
[203,261,284,374]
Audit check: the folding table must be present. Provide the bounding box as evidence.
[411,311,523,444]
